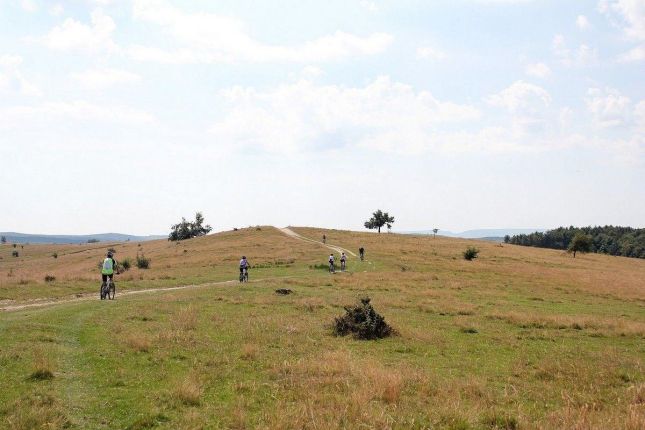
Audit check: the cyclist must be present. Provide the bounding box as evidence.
[359,247,365,261]
[101,251,117,286]
[239,256,249,281]
[340,252,347,271]
[328,253,335,273]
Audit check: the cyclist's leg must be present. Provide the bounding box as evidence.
[100,274,107,298]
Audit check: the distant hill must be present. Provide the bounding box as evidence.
[0,232,166,244]
[407,228,546,239]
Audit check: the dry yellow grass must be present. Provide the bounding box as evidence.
[124,333,153,353]
[173,377,203,406]
[1,226,644,429]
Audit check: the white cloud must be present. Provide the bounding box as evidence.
[552,34,597,66]
[634,100,645,135]
[416,46,447,61]
[599,0,645,62]
[20,0,37,12]
[576,15,591,30]
[599,0,645,40]
[525,62,551,78]
[0,101,156,129]
[0,55,23,68]
[0,54,41,96]
[487,80,551,113]
[41,9,118,53]
[129,0,392,63]
[487,80,553,137]
[586,87,632,128]
[49,4,64,17]
[71,68,141,89]
[210,76,481,154]
[359,0,378,12]
[618,45,645,61]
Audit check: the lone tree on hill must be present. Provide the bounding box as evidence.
[568,233,592,258]
[364,210,395,233]
[169,212,212,241]
[432,228,438,238]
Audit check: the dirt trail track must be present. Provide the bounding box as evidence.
[1,228,352,313]
[0,280,239,312]
[279,227,356,257]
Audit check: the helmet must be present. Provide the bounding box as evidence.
[107,251,113,258]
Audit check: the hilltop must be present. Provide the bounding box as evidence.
[0,226,643,429]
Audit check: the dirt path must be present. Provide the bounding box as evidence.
[0,278,255,312]
[279,227,357,257]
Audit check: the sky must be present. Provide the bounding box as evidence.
[0,0,643,235]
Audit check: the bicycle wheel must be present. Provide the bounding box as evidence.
[108,282,115,300]
[100,282,106,300]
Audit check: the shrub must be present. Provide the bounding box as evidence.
[44,275,56,283]
[87,238,100,243]
[333,297,394,340]
[309,264,329,270]
[136,254,150,269]
[52,253,58,259]
[120,257,132,272]
[12,250,19,257]
[463,247,479,261]
[12,243,17,248]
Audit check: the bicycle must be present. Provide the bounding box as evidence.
[329,261,335,273]
[100,278,116,300]
[341,259,346,271]
[239,267,249,283]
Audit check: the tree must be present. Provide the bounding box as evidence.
[504,235,510,243]
[169,212,212,241]
[568,233,592,258]
[364,210,395,233]
[0,235,6,244]
[432,228,439,238]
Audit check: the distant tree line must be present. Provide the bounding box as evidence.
[504,226,645,259]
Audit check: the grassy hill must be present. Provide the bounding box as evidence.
[0,227,643,429]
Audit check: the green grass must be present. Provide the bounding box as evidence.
[0,228,644,429]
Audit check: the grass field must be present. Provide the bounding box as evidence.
[0,227,643,429]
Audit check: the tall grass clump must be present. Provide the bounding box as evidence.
[334,297,394,340]
[29,350,55,381]
[136,254,150,269]
[120,257,132,272]
[463,247,479,261]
